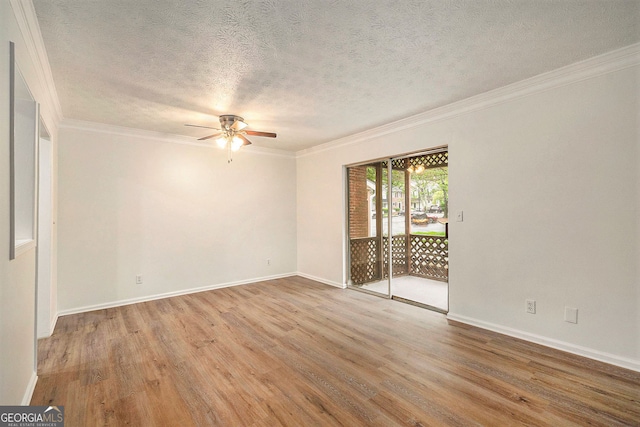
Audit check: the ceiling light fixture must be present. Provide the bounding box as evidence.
[185,115,277,163]
[407,165,425,174]
[216,133,246,161]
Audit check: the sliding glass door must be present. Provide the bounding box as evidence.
[346,162,389,297]
[346,149,449,312]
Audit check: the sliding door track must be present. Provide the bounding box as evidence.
[391,295,448,314]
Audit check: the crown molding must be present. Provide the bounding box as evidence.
[296,42,640,158]
[9,0,64,127]
[60,119,296,158]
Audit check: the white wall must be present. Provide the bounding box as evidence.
[57,125,297,312]
[297,58,639,369]
[1,1,60,404]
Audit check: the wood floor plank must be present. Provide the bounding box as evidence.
[33,277,640,426]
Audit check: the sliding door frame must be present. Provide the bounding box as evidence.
[344,145,448,299]
[344,160,391,298]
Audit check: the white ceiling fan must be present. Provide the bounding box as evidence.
[185,115,277,162]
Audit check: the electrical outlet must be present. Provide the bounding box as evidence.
[136,275,143,284]
[526,299,536,314]
[267,259,271,266]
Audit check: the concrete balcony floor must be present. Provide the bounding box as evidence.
[357,275,448,312]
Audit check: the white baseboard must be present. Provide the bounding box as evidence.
[296,272,345,288]
[49,313,58,336]
[447,313,640,373]
[37,314,59,339]
[57,272,297,316]
[21,371,38,405]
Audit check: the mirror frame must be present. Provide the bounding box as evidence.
[9,41,16,260]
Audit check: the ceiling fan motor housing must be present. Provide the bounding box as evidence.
[219,115,244,130]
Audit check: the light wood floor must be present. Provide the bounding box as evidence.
[33,276,640,426]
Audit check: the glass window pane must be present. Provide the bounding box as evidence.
[409,166,448,237]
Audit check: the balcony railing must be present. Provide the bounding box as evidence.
[349,234,448,285]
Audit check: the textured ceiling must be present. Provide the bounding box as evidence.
[34,0,640,151]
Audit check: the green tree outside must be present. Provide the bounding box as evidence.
[366,164,448,218]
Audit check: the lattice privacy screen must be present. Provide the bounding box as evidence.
[407,151,448,170]
[350,235,448,285]
[383,236,408,278]
[382,151,448,171]
[350,237,379,284]
[409,235,448,281]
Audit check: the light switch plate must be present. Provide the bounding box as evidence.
[564,306,578,323]
[456,210,464,222]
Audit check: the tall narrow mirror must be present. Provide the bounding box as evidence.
[9,41,38,260]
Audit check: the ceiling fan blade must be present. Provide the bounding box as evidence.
[198,132,223,141]
[238,134,252,146]
[185,124,221,130]
[245,130,277,138]
[230,120,248,131]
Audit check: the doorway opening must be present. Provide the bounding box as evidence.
[36,117,53,341]
[346,149,448,312]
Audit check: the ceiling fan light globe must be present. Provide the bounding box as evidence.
[215,137,227,148]
[231,136,243,152]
